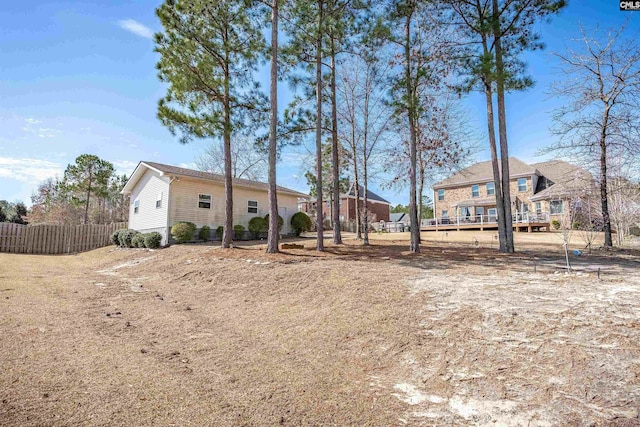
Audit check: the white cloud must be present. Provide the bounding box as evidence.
[24,118,42,124]
[0,157,63,183]
[178,162,197,170]
[118,19,153,39]
[112,160,138,176]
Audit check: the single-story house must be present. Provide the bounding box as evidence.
[121,161,309,245]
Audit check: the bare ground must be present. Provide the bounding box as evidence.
[0,233,639,426]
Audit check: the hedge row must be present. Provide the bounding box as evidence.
[110,229,162,249]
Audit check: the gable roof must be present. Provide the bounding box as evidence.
[529,160,594,201]
[346,185,391,204]
[390,212,408,223]
[433,157,536,189]
[122,161,309,198]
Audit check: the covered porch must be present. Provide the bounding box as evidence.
[425,197,550,232]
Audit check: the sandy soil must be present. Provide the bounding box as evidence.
[0,235,638,426]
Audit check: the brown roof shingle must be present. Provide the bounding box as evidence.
[142,161,309,197]
[433,157,535,189]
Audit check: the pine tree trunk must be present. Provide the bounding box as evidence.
[481,37,507,252]
[600,106,613,247]
[331,38,342,244]
[406,12,420,253]
[222,45,233,249]
[315,0,324,251]
[493,0,514,253]
[266,0,279,254]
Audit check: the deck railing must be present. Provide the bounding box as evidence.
[424,212,550,228]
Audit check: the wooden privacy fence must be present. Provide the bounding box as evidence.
[0,222,127,255]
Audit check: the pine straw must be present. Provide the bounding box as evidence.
[0,238,638,426]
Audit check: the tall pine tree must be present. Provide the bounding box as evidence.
[155,0,266,248]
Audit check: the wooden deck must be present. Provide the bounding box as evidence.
[421,222,550,233]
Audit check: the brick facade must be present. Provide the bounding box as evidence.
[300,196,390,223]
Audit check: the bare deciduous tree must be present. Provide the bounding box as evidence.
[195,136,267,181]
[546,24,640,248]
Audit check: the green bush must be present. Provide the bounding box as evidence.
[199,225,211,241]
[132,234,146,248]
[118,229,140,248]
[143,232,162,249]
[552,220,561,230]
[215,226,224,239]
[171,222,196,243]
[248,216,267,238]
[291,212,312,237]
[233,224,245,240]
[110,229,123,246]
[264,213,284,231]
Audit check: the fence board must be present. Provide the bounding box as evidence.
[0,222,126,255]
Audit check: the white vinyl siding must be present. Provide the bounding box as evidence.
[127,169,170,232]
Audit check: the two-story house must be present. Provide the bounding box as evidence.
[299,185,391,228]
[432,158,593,231]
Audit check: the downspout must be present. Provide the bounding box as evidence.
[165,175,178,245]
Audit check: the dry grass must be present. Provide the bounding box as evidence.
[0,235,639,426]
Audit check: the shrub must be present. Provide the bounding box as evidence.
[118,229,140,248]
[144,232,162,249]
[291,212,312,237]
[551,220,561,230]
[214,225,224,240]
[264,213,284,231]
[171,222,196,243]
[132,234,146,248]
[233,224,245,240]
[199,225,211,241]
[110,229,123,246]
[248,216,267,238]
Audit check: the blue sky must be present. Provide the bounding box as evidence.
[0,1,636,207]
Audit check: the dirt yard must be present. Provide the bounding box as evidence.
[1,233,639,426]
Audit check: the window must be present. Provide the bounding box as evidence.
[535,202,541,214]
[517,178,527,192]
[486,182,495,196]
[476,207,485,218]
[441,210,448,218]
[248,200,258,214]
[133,199,139,214]
[550,200,564,214]
[198,194,211,209]
[438,189,445,201]
[471,184,479,198]
[156,192,162,209]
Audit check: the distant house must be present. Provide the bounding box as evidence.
[299,185,391,226]
[431,158,594,230]
[389,212,409,224]
[121,161,308,245]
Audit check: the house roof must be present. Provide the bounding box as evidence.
[529,160,593,201]
[121,161,309,198]
[452,197,497,207]
[346,185,391,204]
[433,157,536,189]
[390,212,408,223]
